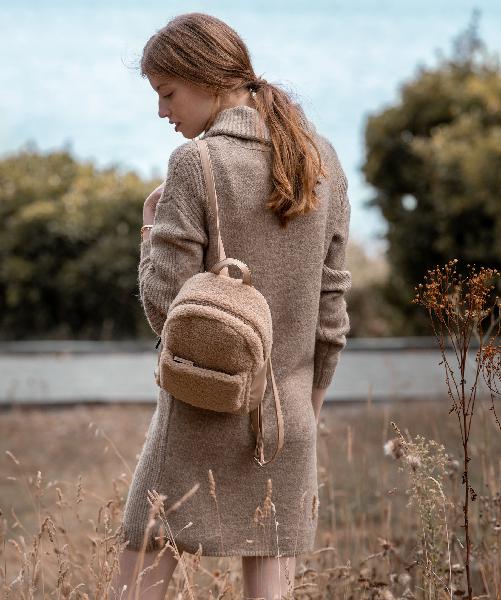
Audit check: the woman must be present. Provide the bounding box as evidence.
[112,11,351,600]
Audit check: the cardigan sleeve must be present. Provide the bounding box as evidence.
[312,146,352,389]
[138,143,208,337]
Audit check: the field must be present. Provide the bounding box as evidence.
[1,396,500,599]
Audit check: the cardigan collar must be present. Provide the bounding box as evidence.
[200,105,271,144]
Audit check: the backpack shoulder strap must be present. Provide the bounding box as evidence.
[195,139,228,271]
[250,356,285,466]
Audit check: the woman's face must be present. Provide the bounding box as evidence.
[147,73,218,139]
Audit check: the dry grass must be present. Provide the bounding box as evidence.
[1,396,500,599]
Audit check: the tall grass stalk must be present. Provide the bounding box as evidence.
[412,259,501,599]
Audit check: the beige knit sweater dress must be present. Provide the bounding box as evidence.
[120,105,351,557]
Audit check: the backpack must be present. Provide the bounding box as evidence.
[154,138,284,466]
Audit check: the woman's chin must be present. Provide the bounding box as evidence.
[183,125,206,140]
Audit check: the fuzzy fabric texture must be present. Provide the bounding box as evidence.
[120,104,351,557]
[158,265,274,414]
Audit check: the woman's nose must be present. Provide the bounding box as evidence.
[158,103,170,119]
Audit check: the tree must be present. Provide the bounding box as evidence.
[362,10,501,335]
[0,144,160,339]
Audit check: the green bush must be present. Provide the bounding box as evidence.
[0,145,161,340]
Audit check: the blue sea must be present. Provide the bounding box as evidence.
[2,0,500,257]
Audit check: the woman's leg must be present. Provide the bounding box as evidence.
[241,555,296,600]
[108,544,183,600]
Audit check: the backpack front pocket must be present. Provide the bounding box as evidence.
[158,346,248,414]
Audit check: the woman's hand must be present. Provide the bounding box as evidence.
[143,181,166,224]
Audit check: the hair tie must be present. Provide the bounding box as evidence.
[248,77,268,97]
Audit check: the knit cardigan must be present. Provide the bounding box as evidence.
[120,105,351,557]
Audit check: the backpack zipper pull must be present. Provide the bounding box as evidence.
[173,356,194,366]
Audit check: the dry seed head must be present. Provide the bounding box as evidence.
[379,537,393,551]
[5,450,20,466]
[262,478,273,518]
[75,475,84,504]
[379,588,396,600]
[406,454,421,471]
[146,489,166,518]
[263,496,272,518]
[8,539,22,555]
[384,437,404,459]
[208,469,216,500]
[311,494,318,520]
[41,516,55,543]
[192,543,203,571]
[154,523,167,547]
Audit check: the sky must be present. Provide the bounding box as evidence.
[2,0,500,258]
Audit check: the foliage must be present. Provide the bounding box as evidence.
[362,12,501,334]
[386,426,453,599]
[0,144,161,339]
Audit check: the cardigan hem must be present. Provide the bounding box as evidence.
[181,548,313,557]
[137,544,315,558]
[120,525,316,557]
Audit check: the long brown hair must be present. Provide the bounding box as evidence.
[140,12,327,228]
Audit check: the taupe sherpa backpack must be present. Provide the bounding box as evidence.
[154,138,284,466]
